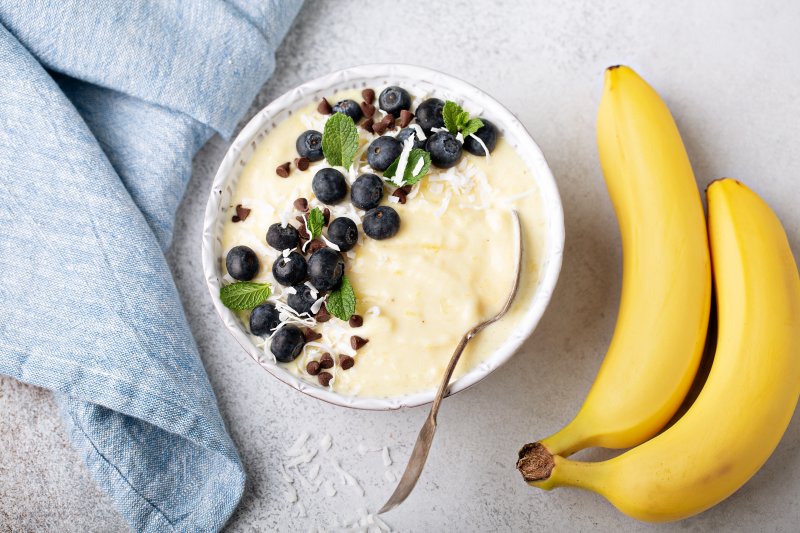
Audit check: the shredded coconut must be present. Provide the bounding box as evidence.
[409,123,426,140]
[382,447,392,467]
[321,235,341,251]
[468,132,491,162]
[391,136,415,186]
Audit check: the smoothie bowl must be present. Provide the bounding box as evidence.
[202,64,563,409]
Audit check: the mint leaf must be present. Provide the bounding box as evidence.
[442,100,483,138]
[383,148,431,186]
[461,117,485,138]
[326,275,356,321]
[322,113,359,168]
[456,110,470,130]
[220,281,271,310]
[307,207,324,239]
[442,101,462,134]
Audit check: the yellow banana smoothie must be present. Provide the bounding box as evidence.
[220,86,545,398]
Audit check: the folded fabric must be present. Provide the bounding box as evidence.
[0,1,303,531]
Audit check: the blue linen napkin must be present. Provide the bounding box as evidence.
[0,1,303,531]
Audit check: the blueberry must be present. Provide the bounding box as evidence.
[367,136,402,171]
[249,302,280,336]
[270,325,305,362]
[396,127,426,150]
[296,130,323,161]
[378,86,411,117]
[266,223,299,251]
[415,98,444,133]
[312,168,348,204]
[350,173,384,210]
[272,251,307,286]
[331,99,363,122]
[426,131,463,168]
[363,206,400,240]
[308,248,345,291]
[226,245,259,281]
[287,284,319,316]
[327,217,359,252]
[463,119,498,156]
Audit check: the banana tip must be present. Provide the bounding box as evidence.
[517,442,555,482]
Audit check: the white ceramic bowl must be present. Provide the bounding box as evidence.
[202,64,564,410]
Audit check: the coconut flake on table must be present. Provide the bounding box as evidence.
[365,306,381,317]
[286,432,310,456]
[331,459,365,496]
[286,447,317,468]
[286,483,298,503]
[319,434,332,452]
[382,446,392,467]
[322,480,336,497]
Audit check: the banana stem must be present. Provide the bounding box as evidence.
[517,443,607,494]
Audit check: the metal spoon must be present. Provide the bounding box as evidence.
[379,209,523,514]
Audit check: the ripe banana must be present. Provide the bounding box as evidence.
[518,179,800,522]
[537,66,711,457]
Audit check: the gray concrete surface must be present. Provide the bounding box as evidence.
[2,0,800,531]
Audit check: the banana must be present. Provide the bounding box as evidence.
[518,179,800,522]
[537,66,711,457]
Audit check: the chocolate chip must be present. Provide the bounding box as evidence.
[318,371,333,387]
[362,88,375,104]
[319,352,334,369]
[348,314,363,328]
[276,162,290,178]
[360,101,376,119]
[350,336,368,350]
[400,184,413,194]
[382,115,396,131]
[360,118,374,133]
[315,303,331,323]
[306,360,321,376]
[340,355,355,370]
[231,215,241,223]
[399,109,414,128]
[235,204,251,221]
[322,207,331,226]
[294,157,310,171]
[372,121,387,135]
[303,327,322,342]
[297,225,310,240]
[318,97,332,114]
[307,239,326,254]
[294,197,309,212]
[391,188,407,204]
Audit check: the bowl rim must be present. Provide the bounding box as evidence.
[201,63,564,410]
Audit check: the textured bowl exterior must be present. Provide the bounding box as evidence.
[202,64,564,410]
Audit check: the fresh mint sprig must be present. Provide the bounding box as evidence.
[322,113,359,168]
[326,275,356,321]
[383,148,431,186]
[307,207,324,239]
[442,100,484,138]
[220,281,271,310]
